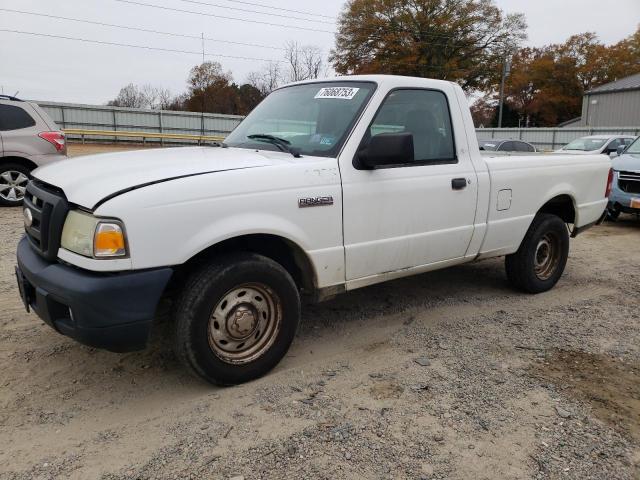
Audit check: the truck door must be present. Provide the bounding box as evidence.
[340,88,478,281]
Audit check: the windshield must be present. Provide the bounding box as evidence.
[562,137,607,151]
[626,137,640,155]
[224,82,376,157]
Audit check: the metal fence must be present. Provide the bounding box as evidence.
[475,127,640,151]
[37,101,640,150]
[37,101,244,144]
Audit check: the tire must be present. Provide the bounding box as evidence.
[505,213,569,294]
[0,163,31,207]
[173,252,301,385]
[606,208,620,221]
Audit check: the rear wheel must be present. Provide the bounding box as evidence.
[505,213,569,293]
[606,208,620,221]
[0,163,31,207]
[173,253,300,385]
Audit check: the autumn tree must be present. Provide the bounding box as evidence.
[498,27,640,127]
[330,0,526,91]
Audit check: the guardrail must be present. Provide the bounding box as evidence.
[63,128,226,145]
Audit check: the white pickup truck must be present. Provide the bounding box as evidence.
[16,75,612,385]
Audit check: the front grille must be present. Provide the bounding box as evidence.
[24,180,69,261]
[618,171,640,194]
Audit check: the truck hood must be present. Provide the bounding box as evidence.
[33,146,288,208]
[612,153,640,172]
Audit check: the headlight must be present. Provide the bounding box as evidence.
[61,210,128,258]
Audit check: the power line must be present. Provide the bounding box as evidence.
[114,0,335,34]
[0,8,285,50]
[214,0,336,20]
[176,0,335,25]
[112,1,510,47]
[0,29,283,63]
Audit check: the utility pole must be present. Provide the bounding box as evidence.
[497,56,511,128]
[200,32,205,140]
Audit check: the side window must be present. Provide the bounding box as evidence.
[368,89,455,164]
[0,104,36,131]
[499,141,515,151]
[513,141,534,152]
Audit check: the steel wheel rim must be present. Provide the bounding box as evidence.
[0,170,28,202]
[207,283,282,364]
[534,233,561,281]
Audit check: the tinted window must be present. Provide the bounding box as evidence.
[0,104,36,131]
[607,139,621,151]
[513,141,534,152]
[498,141,515,151]
[368,89,455,163]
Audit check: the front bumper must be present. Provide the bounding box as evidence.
[16,237,172,352]
[608,182,640,214]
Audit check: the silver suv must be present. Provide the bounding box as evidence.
[0,95,67,206]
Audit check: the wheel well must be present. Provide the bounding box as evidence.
[538,195,575,224]
[0,156,38,172]
[172,234,316,294]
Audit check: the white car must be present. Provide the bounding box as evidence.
[556,135,636,156]
[16,75,611,386]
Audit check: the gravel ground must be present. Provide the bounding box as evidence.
[0,147,638,479]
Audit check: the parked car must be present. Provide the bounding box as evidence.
[479,139,536,152]
[607,136,640,220]
[15,75,610,386]
[0,95,67,206]
[556,135,636,156]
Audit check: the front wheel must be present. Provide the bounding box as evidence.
[0,163,31,207]
[505,213,569,293]
[173,253,300,385]
[606,208,620,221]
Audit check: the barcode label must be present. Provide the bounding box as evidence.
[314,87,360,100]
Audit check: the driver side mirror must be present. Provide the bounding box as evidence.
[616,145,627,156]
[356,132,414,169]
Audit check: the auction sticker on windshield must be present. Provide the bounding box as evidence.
[315,87,360,100]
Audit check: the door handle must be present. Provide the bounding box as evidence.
[451,178,467,190]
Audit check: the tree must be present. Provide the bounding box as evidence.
[185,61,237,114]
[247,62,283,96]
[500,27,640,126]
[284,41,324,82]
[330,0,527,91]
[236,84,264,115]
[107,83,146,108]
[107,83,176,109]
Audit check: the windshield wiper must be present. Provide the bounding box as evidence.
[247,134,301,158]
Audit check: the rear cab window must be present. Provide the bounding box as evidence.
[0,104,36,131]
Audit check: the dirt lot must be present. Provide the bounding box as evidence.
[0,146,639,479]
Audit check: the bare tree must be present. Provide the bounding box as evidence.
[140,84,159,109]
[302,45,323,80]
[284,41,324,82]
[107,84,175,109]
[247,61,283,95]
[107,83,145,108]
[156,88,174,110]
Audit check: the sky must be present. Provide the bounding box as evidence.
[0,0,638,104]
